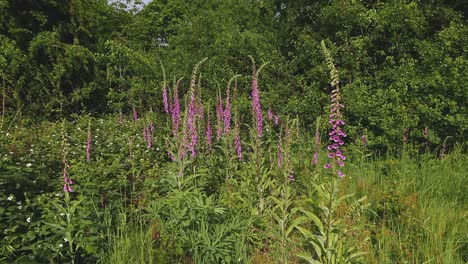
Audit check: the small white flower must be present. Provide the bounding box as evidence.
[156,147,160,151]
[60,213,65,216]
[59,244,63,248]
[26,217,31,223]
[64,237,68,242]
[18,205,22,210]
[26,163,32,167]
[7,194,14,201]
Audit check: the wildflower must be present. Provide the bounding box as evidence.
[133,109,138,122]
[26,217,31,223]
[274,115,279,126]
[322,41,346,177]
[288,170,295,182]
[223,86,231,134]
[171,78,182,136]
[251,64,263,138]
[63,162,74,193]
[26,163,32,167]
[206,115,212,150]
[402,128,408,143]
[216,93,223,140]
[360,135,367,146]
[162,81,169,113]
[267,108,273,120]
[7,194,13,201]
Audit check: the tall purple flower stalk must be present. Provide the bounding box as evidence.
[323,85,346,177]
[223,86,231,134]
[63,162,73,192]
[133,108,138,122]
[185,58,207,157]
[171,79,181,136]
[251,66,263,138]
[206,114,212,150]
[322,41,346,177]
[267,108,273,120]
[274,115,279,126]
[187,87,198,157]
[360,135,367,146]
[86,127,91,161]
[216,93,223,140]
[162,82,169,113]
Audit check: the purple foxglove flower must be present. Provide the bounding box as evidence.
[133,109,138,122]
[337,170,344,177]
[187,91,198,157]
[327,152,335,158]
[216,95,223,140]
[168,151,175,161]
[171,83,181,136]
[163,83,169,113]
[206,116,212,149]
[274,115,279,126]
[288,170,295,182]
[324,163,332,169]
[223,90,231,134]
[402,128,408,143]
[268,108,273,120]
[361,135,367,146]
[147,128,153,149]
[251,68,263,138]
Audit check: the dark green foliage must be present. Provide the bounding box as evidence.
[0,0,466,147]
